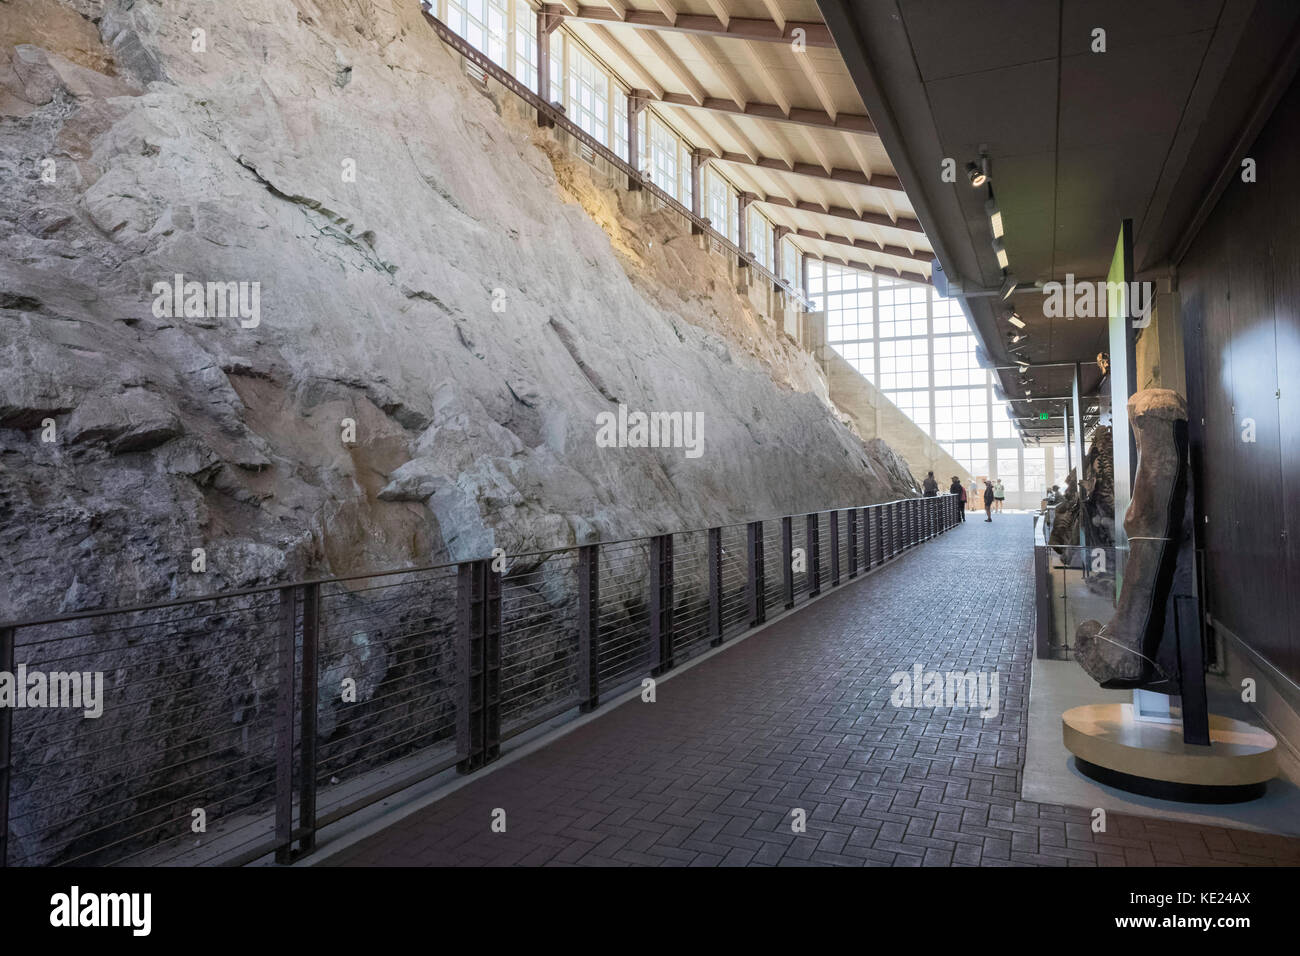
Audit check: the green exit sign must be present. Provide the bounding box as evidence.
[1038,412,1050,420]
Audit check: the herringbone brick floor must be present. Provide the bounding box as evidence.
[323,514,1300,866]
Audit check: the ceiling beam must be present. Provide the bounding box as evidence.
[800,127,834,175]
[793,45,838,121]
[638,90,874,134]
[842,131,873,181]
[793,228,933,265]
[540,5,836,47]
[712,152,905,194]
[807,250,930,285]
[649,0,678,26]
[603,0,627,19]
[684,34,747,111]
[738,40,790,116]
[589,24,665,99]
[758,195,926,236]
[704,0,730,29]
[710,113,760,164]
[758,0,786,33]
[637,30,707,104]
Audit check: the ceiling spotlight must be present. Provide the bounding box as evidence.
[991,237,1009,269]
[966,159,988,188]
[1009,332,1027,344]
[1000,274,1018,299]
[1007,311,1025,329]
[1017,360,1030,372]
[985,196,1004,238]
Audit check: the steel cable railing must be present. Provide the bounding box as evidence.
[0,495,959,866]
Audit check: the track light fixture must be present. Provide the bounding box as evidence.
[1000,274,1018,299]
[991,237,1009,270]
[985,195,1004,238]
[965,161,988,187]
[1007,311,1025,329]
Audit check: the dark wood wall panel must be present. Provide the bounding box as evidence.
[1226,152,1287,668]
[1272,166,1300,682]
[1262,80,1300,680]
[1179,72,1300,684]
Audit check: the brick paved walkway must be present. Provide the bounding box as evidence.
[324,514,1300,866]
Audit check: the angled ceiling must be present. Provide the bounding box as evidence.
[545,0,936,281]
[820,0,1300,439]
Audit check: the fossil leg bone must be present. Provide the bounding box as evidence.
[1074,389,1188,689]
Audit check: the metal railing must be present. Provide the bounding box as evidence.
[0,494,959,867]
[417,4,816,313]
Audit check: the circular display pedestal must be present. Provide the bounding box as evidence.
[1062,703,1278,804]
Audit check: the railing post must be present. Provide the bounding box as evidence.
[1034,544,1053,659]
[274,588,295,864]
[781,516,794,608]
[892,502,901,557]
[0,626,13,868]
[806,514,821,597]
[456,561,482,773]
[578,544,600,711]
[746,521,766,626]
[486,566,502,763]
[829,511,841,586]
[708,528,724,645]
[863,507,874,570]
[650,534,675,675]
[298,582,320,855]
[847,508,858,578]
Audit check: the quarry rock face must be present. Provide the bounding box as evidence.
[1,0,918,621]
[0,0,924,863]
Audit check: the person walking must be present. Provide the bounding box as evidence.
[983,480,994,521]
[950,476,966,522]
[993,479,1006,513]
[922,470,939,497]
[969,479,979,511]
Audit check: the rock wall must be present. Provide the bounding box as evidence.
[821,349,972,487]
[0,0,921,624]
